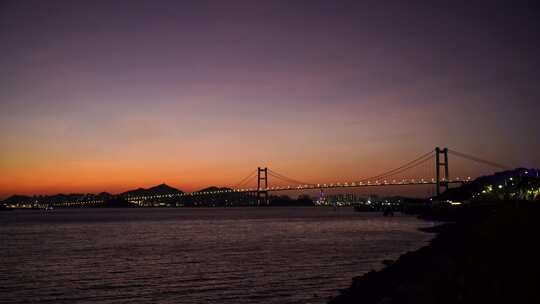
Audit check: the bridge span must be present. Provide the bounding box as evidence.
[123,147,509,205]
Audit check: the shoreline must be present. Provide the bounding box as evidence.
[329,203,540,303]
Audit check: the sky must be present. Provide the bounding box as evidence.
[1,0,539,197]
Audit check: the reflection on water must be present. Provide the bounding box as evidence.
[0,207,436,304]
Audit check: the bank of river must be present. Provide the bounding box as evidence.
[329,203,540,304]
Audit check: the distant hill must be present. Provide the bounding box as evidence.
[121,187,147,196]
[195,186,232,193]
[121,183,184,196]
[2,195,33,204]
[438,168,539,201]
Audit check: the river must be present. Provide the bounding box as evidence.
[0,207,436,303]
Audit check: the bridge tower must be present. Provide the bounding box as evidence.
[257,167,269,205]
[435,147,449,196]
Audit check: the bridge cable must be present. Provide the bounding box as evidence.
[447,149,510,170]
[267,170,310,186]
[269,151,435,187]
[267,169,310,185]
[357,155,434,182]
[362,155,435,181]
[357,150,434,182]
[232,169,258,189]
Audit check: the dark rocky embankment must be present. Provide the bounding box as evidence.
[330,203,540,304]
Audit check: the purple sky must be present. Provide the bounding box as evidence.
[1,0,539,196]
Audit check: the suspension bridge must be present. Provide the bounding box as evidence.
[34,146,509,208]
[168,146,510,205]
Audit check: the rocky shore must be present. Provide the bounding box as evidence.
[329,203,540,304]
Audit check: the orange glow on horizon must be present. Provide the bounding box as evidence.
[0,146,509,199]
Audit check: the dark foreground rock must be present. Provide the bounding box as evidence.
[329,203,540,304]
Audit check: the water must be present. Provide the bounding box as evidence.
[0,207,436,304]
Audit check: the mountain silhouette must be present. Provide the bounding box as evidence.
[195,186,232,193]
[2,195,33,204]
[121,183,184,196]
[438,168,538,201]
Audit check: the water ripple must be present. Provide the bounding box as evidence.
[0,207,435,304]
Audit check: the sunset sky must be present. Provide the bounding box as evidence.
[1,1,539,197]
